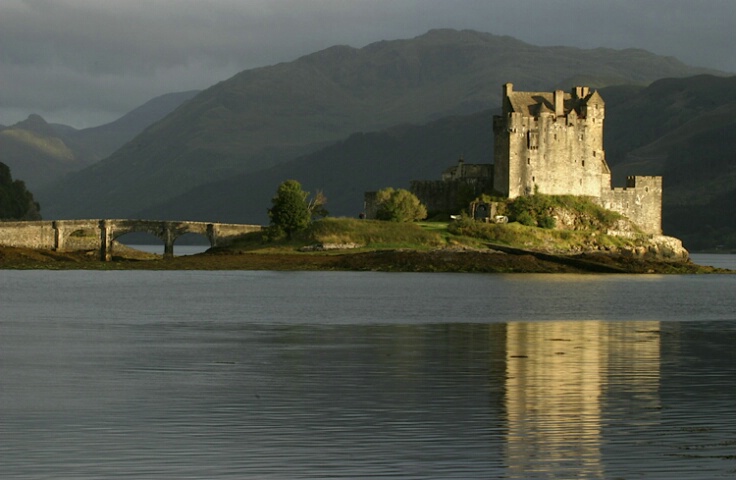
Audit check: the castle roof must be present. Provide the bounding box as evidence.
[505,87,601,118]
[507,92,559,116]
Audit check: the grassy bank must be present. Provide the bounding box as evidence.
[0,218,728,274]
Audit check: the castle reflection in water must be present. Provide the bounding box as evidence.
[502,321,661,477]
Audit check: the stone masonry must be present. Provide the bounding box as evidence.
[493,83,662,234]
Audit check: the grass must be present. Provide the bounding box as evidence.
[225,214,653,257]
[0,218,722,274]
[229,218,451,252]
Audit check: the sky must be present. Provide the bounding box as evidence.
[2,0,735,129]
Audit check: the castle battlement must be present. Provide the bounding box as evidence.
[494,83,662,235]
[369,83,664,235]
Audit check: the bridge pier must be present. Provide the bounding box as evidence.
[163,223,175,259]
[52,221,63,251]
[100,220,113,261]
[207,223,217,248]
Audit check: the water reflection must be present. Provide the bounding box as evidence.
[503,321,660,478]
[1,269,735,479]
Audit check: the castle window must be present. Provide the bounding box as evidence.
[582,160,585,167]
[593,150,596,157]
[527,158,531,165]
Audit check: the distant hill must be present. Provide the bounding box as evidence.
[604,75,736,250]
[55,90,200,161]
[0,90,198,190]
[138,75,736,251]
[0,114,88,190]
[135,110,495,222]
[37,28,719,219]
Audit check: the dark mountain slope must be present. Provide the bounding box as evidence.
[58,90,200,161]
[38,29,719,219]
[136,110,495,223]
[605,75,736,249]
[142,75,736,250]
[0,91,198,192]
[0,115,86,190]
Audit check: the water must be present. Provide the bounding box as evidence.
[1,270,734,479]
[690,253,736,270]
[121,244,210,256]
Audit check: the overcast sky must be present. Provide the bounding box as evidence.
[2,0,734,128]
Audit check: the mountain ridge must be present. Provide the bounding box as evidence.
[135,74,736,250]
[0,90,200,191]
[36,28,721,219]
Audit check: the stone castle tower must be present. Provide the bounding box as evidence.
[493,83,662,234]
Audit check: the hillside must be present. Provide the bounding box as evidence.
[0,115,88,190]
[604,75,736,250]
[56,90,200,162]
[0,91,198,190]
[136,75,736,251]
[137,110,495,223]
[36,28,718,219]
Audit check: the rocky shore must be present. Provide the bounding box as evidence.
[0,245,728,274]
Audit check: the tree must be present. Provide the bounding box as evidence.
[0,163,41,220]
[267,180,328,239]
[374,188,427,222]
[307,189,329,220]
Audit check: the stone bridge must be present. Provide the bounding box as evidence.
[0,219,263,261]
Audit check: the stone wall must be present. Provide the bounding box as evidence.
[410,178,493,215]
[0,220,264,255]
[363,191,379,219]
[493,83,662,235]
[0,221,56,249]
[601,176,663,235]
[494,85,609,199]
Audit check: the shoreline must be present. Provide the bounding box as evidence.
[0,245,729,274]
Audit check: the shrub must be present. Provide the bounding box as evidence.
[515,211,536,227]
[538,215,557,229]
[374,188,427,222]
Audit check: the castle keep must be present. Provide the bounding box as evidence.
[493,83,662,234]
[367,83,663,235]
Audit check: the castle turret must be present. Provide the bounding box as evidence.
[554,90,564,117]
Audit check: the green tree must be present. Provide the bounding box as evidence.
[0,163,41,220]
[374,188,427,222]
[267,180,328,239]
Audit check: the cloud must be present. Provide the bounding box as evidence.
[1,0,734,128]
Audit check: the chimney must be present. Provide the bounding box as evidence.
[554,90,564,117]
[503,83,513,97]
[573,86,590,99]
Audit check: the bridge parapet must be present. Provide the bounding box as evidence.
[0,221,56,250]
[0,219,263,261]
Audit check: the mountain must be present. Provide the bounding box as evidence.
[135,110,495,223]
[37,28,720,219]
[0,91,198,191]
[55,90,200,161]
[0,114,88,190]
[140,74,736,251]
[603,75,736,250]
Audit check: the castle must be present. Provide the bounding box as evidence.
[493,83,662,234]
[379,83,663,235]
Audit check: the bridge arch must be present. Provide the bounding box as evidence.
[0,219,262,261]
[100,220,218,260]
